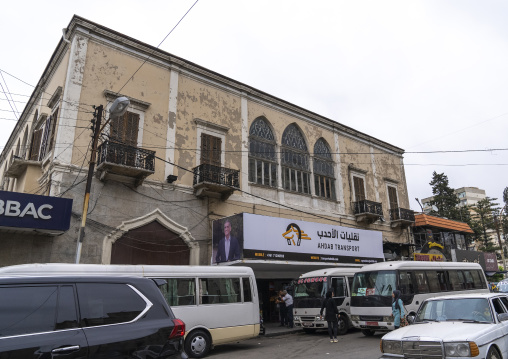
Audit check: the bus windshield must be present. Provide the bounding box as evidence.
[352,271,396,297]
[294,277,328,298]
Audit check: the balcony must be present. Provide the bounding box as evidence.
[353,199,383,224]
[389,207,415,228]
[4,157,40,178]
[193,163,240,200]
[96,140,155,187]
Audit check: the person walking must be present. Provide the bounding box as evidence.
[281,290,294,328]
[392,290,405,330]
[320,290,339,342]
[276,290,287,327]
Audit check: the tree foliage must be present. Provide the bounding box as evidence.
[470,197,500,252]
[428,172,460,220]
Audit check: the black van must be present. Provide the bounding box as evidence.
[0,275,187,358]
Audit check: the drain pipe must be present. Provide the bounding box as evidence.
[62,28,70,44]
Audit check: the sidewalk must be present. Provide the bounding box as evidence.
[262,321,301,337]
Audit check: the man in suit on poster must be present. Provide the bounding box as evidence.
[215,220,241,263]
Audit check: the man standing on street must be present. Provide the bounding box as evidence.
[281,290,294,328]
[215,220,241,263]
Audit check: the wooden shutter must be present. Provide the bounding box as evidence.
[29,128,43,161]
[47,109,58,152]
[353,176,366,202]
[39,116,52,159]
[388,186,398,209]
[201,133,221,166]
[110,111,139,147]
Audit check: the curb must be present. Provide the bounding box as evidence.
[263,328,301,338]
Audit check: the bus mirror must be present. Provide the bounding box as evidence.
[407,315,415,324]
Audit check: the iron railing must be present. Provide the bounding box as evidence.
[97,141,155,172]
[193,163,240,188]
[353,199,383,216]
[390,207,415,222]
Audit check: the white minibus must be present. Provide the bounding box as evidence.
[0,263,260,358]
[293,267,359,335]
[350,261,489,336]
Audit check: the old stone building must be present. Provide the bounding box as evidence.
[0,16,414,286]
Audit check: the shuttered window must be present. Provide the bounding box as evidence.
[47,109,58,153]
[110,111,139,147]
[388,186,398,209]
[201,133,221,166]
[29,128,43,161]
[353,176,365,202]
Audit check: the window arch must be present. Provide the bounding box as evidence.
[248,117,277,187]
[313,138,336,199]
[281,124,310,194]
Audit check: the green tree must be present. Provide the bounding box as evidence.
[470,197,500,252]
[428,172,460,220]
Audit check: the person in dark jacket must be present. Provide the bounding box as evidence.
[320,290,339,342]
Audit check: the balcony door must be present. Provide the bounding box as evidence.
[388,186,398,209]
[110,111,139,166]
[353,176,366,202]
[200,133,221,166]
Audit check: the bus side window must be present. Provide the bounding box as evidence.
[447,270,462,291]
[427,271,442,293]
[457,271,466,290]
[463,271,475,289]
[471,270,486,289]
[398,271,412,294]
[414,271,429,293]
[331,277,346,297]
[437,271,448,291]
[347,276,354,297]
[242,278,252,302]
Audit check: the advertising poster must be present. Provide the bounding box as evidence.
[242,213,384,264]
[211,213,244,264]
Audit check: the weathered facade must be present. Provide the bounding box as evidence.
[0,16,414,271]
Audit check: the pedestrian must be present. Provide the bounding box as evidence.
[392,290,405,329]
[320,290,339,343]
[281,290,294,328]
[276,290,287,327]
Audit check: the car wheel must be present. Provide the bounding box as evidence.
[361,329,375,336]
[303,328,316,334]
[185,330,211,358]
[487,347,501,359]
[337,314,349,335]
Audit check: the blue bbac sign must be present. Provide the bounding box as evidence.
[0,190,73,232]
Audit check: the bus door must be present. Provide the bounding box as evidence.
[330,277,348,312]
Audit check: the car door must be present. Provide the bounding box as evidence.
[0,284,88,359]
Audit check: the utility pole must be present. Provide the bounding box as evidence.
[494,212,506,277]
[75,105,103,263]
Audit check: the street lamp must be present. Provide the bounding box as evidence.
[75,97,130,263]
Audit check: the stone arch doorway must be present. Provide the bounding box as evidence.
[102,209,200,265]
[111,220,190,265]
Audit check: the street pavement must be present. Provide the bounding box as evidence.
[208,323,384,358]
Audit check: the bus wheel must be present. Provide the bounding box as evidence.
[303,328,316,334]
[185,330,211,358]
[361,329,375,336]
[337,314,348,335]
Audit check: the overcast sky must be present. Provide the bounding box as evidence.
[1,0,507,212]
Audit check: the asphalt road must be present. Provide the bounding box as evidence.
[207,329,384,359]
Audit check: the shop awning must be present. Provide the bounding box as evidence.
[215,259,363,279]
[414,214,473,234]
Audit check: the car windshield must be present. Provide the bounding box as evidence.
[498,283,508,293]
[352,271,396,297]
[294,277,327,298]
[416,298,494,323]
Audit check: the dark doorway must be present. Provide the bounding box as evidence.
[111,220,190,265]
[257,278,293,323]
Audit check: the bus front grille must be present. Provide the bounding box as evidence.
[360,316,383,321]
[402,340,443,358]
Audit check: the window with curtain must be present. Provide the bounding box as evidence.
[159,278,196,306]
[313,138,335,199]
[281,124,310,194]
[199,278,241,304]
[248,117,277,187]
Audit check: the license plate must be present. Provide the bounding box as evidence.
[366,321,378,326]
[302,323,313,327]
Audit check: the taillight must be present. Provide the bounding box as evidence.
[169,318,185,339]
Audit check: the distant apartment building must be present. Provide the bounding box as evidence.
[421,187,486,212]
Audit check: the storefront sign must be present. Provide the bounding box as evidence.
[211,213,384,264]
[483,252,498,272]
[414,253,444,262]
[451,249,496,272]
[0,190,73,232]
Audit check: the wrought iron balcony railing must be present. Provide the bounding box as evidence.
[97,141,155,172]
[389,207,415,222]
[193,163,240,189]
[353,199,383,217]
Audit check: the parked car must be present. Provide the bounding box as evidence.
[0,275,187,358]
[379,293,508,359]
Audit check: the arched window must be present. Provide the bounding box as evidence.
[281,124,310,194]
[248,117,277,187]
[313,138,336,199]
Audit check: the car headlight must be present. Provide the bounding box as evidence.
[381,340,402,355]
[444,342,478,357]
[316,316,321,320]
[351,315,360,321]
[294,316,300,321]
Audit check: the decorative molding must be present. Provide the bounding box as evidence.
[103,90,151,111]
[194,118,230,133]
[47,86,62,109]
